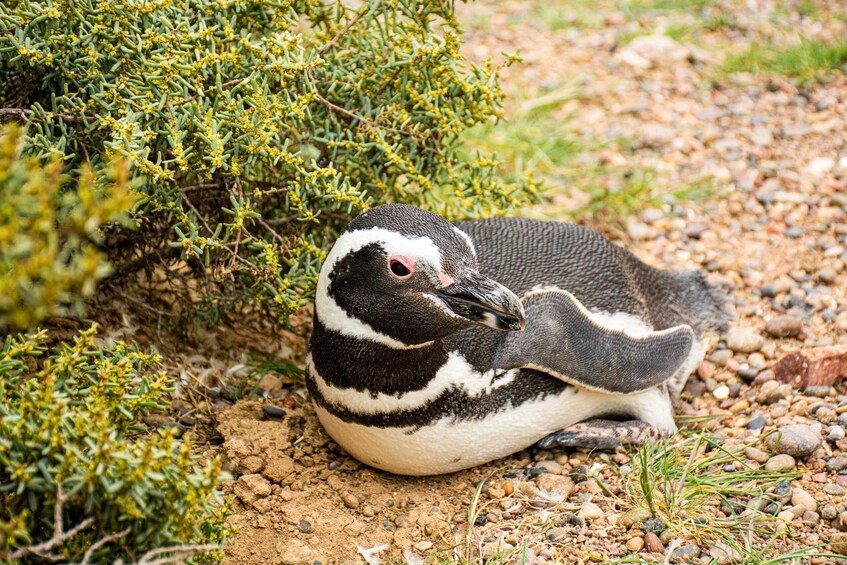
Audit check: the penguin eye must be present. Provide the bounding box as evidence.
[388,257,413,280]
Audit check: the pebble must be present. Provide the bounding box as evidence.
[619,507,652,529]
[670,544,699,562]
[756,380,788,404]
[643,517,666,533]
[765,315,803,337]
[825,484,845,496]
[262,405,286,418]
[833,532,847,555]
[644,532,664,553]
[765,454,796,471]
[298,519,313,533]
[791,487,817,513]
[578,502,603,521]
[569,466,589,483]
[713,384,730,400]
[342,493,360,509]
[361,505,375,517]
[767,424,822,458]
[726,328,764,353]
[746,416,766,431]
[822,504,839,520]
[829,458,847,473]
[745,446,770,463]
[828,427,846,442]
[537,474,575,497]
[626,536,644,552]
[709,349,733,365]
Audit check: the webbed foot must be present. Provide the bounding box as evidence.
[538,418,663,451]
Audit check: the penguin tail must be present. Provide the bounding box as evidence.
[660,270,732,335]
[620,249,732,335]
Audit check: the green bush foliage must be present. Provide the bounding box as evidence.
[0,0,535,324]
[0,125,136,329]
[0,326,229,563]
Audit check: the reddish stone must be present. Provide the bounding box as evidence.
[812,472,828,483]
[774,345,847,388]
[837,475,847,488]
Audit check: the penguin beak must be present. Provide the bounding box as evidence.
[432,269,526,331]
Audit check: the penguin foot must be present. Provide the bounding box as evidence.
[538,419,662,451]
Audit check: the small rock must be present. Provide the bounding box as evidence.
[262,405,286,418]
[710,349,734,365]
[765,454,796,471]
[765,315,803,338]
[756,380,788,404]
[235,473,272,505]
[626,536,644,552]
[745,446,770,463]
[537,474,575,497]
[791,487,817,513]
[643,517,666,533]
[619,508,652,529]
[803,510,820,524]
[746,416,767,431]
[620,35,691,66]
[535,460,562,473]
[750,125,773,147]
[825,484,846,496]
[829,532,847,555]
[670,544,699,562]
[298,519,313,533]
[710,542,742,564]
[822,504,839,520]
[262,454,295,483]
[713,384,730,400]
[342,493,360,509]
[569,466,589,483]
[826,457,847,473]
[644,532,664,553]
[829,426,846,442]
[805,156,836,178]
[767,424,822,458]
[804,385,835,397]
[726,328,764,353]
[578,502,603,521]
[820,267,838,284]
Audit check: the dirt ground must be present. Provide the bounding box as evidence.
[118,1,847,563]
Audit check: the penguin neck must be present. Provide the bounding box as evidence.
[309,318,452,395]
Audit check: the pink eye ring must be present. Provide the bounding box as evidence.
[388,256,414,280]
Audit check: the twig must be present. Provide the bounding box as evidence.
[79,528,131,565]
[0,107,96,124]
[311,88,410,137]
[5,483,95,561]
[130,543,221,565]
[168,78,248,107]
[318,9,368,55]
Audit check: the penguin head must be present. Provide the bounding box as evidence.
[315,204,525,348]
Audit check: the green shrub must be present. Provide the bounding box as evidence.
[0,0,535,325]
[0,125,136,329]
[0,326,229,563]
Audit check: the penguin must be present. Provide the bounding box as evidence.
[306,204,729,475]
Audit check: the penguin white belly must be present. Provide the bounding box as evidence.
[314,386,676,476]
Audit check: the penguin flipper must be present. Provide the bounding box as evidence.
[493,289,695,394]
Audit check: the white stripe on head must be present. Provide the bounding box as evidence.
[315,227,444,349]
[453,226,477,259]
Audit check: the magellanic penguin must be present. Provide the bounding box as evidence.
[306,204,729,475]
